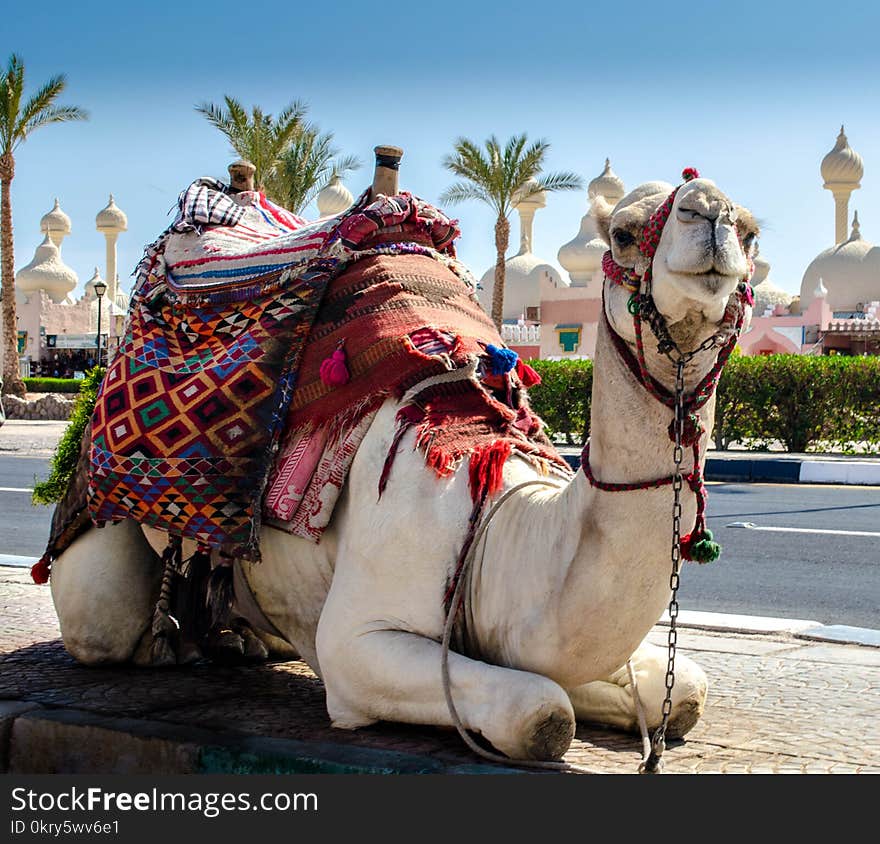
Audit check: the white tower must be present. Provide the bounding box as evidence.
[558,159,625,291]
[821,126,863,245]
[95,194,128,310]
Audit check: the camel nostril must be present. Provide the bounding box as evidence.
[676,207,711,223]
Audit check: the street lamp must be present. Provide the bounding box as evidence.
[94,278,107,367]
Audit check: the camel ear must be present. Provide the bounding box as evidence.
[592,196,613,246]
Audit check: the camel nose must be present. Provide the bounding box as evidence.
[676,197,735,225]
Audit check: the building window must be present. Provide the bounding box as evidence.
[555,323,582,353]
[526,306,540,322]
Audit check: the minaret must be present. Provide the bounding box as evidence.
[40,199,72,249]
[821,126,863,244]
[95,194,128,310]
[513,178,546,255]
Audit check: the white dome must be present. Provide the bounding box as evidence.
[40,198,71,237]
[83,267,104,299]
[558,213,607,285]
[16,234,78,303]
[821,126,863,187]
[478,254,563,321]
[316,174,354,216]
[96,194,128,231]
[513,178,547,210]
[800,213,879,311]
[588,159,625,203]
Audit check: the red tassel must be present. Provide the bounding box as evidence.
[31,554,51,584]
[516,359,541,387]
[320,343,351,387]
[378,406,424,496]
[468,441,511,502]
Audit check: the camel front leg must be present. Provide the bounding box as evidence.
[316,623,576,761]
[50,519,161,665]
[567,640,708,739]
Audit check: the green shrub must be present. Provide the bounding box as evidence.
[530,354,880,454]
[32,367,105,505]
[24,377,82,394]
[527,359,592,445]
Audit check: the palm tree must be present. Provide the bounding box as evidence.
[441,134,582,330]
[1,55,87,397]
[195,96,307,194]
[266,124,360,214]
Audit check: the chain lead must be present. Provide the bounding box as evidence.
[639,357,685,774]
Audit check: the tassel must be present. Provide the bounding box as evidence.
[468,441,511,502]
[31,554,51,584]
[682,167,700,182]
[320,341,351,387]
[485,344,518,376]
[150,537,182,666]
[515,358,542,387]
[681,528,721,563]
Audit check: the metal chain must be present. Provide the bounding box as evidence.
[639,357,686,774]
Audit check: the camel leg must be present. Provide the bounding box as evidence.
[316,624,575,761]
[50,520,161,665]
[567,640,708,739]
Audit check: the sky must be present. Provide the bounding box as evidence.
[4,0,880,300]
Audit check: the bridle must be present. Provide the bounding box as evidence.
[582,168,754,771]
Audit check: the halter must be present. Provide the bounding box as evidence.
[582,167,754,563]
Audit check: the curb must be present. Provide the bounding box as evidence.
[0,705,522,775]
[560,452,880,486]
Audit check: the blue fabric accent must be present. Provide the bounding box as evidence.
[486,344,519,375]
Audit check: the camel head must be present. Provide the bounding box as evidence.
[593,172,758,351]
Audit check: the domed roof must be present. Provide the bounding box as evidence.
[16,234,78,303]
[751,255,770,286]
[513,178,547,210]
[588,159,625,204]
[800,212,879,311]
[316,174,354,217]
[821,126,863,187]
[96,194,128,231]
[83,267,104,299]
[558,212,606,283]
[478,253,563,321]
[40,199,71,236]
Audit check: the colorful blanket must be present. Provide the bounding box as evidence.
[88,186,471,558]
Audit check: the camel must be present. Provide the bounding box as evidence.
[47,168,757,764]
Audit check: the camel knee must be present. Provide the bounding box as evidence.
[50,520,161,665]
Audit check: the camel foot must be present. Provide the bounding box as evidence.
[204,628,245,664]
[523,705,576,761]
[239,626,270,663]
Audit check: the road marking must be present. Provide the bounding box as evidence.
[726,521,880,538]
[0,486,33,493]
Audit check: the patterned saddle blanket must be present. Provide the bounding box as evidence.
[82,181,568,562]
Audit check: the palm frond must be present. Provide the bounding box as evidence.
[536,171,583,194]
[438,181,492,207]
[19,105,88,142]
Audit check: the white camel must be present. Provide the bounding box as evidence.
[48,174,757,762]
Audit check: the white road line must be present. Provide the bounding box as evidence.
[726,521,880,538]
[0,486,33,493]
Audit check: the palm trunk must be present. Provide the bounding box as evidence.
[1,152,26,398]
[490,214,510,332]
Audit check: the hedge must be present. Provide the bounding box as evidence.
[527,354,880,453]
[24,377,82,394]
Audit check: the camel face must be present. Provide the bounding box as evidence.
[597,178,759,329]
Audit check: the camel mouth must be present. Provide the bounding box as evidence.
[675,270,741,295]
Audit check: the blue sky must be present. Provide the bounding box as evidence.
[5,0,880,298]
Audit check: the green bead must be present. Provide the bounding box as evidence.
[627,294,640,315]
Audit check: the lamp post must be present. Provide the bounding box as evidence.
[94,278,107,367]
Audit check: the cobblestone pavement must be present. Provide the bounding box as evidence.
[3,567,878,774]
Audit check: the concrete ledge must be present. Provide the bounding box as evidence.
[5,706,512,775]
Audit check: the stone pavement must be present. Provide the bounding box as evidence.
[2,566,878,775]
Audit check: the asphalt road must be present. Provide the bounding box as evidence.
[2,455,879,628]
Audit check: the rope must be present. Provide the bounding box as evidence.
[441,479,609,774]
[627,659,652,765]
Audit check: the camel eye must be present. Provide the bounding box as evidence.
[613,229,635,248]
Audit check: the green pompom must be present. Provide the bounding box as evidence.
[689,529,721,563]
